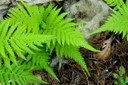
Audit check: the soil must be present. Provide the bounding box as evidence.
[34,32,128,85]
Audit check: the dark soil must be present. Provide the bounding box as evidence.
[34,32,128,85]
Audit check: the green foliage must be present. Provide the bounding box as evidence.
[55,44,89,75]
[91,3,128,40]
[0,64,47,85]
[0,1,99,84]
[0,19,52,70]
[113,66,128,85]
[104,0,125,10]
[23,49,59,81]
[8,2,44,33]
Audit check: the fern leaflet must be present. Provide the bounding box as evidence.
[55,43,90,76]
[104,0,125,10]
[23,49,59,82]
[0,64,47,85]
[91,4,128,40]
[0,19,53,69]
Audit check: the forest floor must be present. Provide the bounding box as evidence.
[34,32,128,85]
[0,0,127,85]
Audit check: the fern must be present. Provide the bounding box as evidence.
[8,2,44,33]
[42,3,99,53]
[0,64,47,85]
[0,1,100,84]
[0,19,52,69]
[0,2,53,84]
[8,1,99,73]
[23,48,59,81]
[91,4,128,40]
[104,0,125,10]
[0,19,52,84]
[41,3,99,75]
[42,4,95,49]
[55,43,90,76]
[8,2,99,52]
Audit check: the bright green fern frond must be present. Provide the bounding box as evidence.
[0,64,47,85]
[91,5,128,40]
[0,2,99,83]
[8,1,44,33]
[105,0,125,10]
[7,1,98,52]
[41,5,98,52]
[55,44,90,76]
[24,49,59,81]
[42,3,53,20]
[0,19,53,69]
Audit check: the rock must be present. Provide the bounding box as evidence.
[63,0,112,39]
[18,0,63,5]
[0,0,10,20]
[0,0,63,20]
[50,57,67,70]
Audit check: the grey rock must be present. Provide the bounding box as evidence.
[50,57,67,70]
[23,0,63,5]
[0,0,63,20]
[0,0,10,4]
[63,0,112,39]
[0,0,11,20]
[15,0,63,5]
